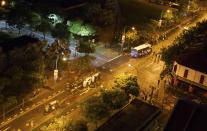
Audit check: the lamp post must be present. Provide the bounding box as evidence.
[121,26,135,53]
[1,0,6,6]
[54,53,67,83]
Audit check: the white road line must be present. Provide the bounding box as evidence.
[107,55,122,63]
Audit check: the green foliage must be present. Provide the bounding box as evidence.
[65,120,88,131]
[82,96,110,122]
[125,28,139,47]
[68,20,96,36]
[27,12,42,30]
[45,40,70,71]
[114,74,140,97]
[69,56,94,74]
[37,18,51,39]
[5,3,29,33]
[0,41,46,97]
[161,20,207,72]
[40,116,71,131]
[178,0,198,14]
[84,1,116,26]
[77,40,95,54]
[101,88,128,109]
[51,23,70,40]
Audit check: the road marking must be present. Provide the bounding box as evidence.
[0,91,64,129]
[107,55,122,63]
[2,126,10,131]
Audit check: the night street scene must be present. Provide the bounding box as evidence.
[0,0,207,131]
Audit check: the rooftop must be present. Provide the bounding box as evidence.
[175,46,207,74]
[97,99,161,131]
[164,99,207,131]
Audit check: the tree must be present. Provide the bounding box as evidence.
[82,96,109,126]
[84,2,116,26]
[27,12,41,30]
[45,40,70,71]
[37,18,51,39]
[51,22,70,41]
[65,120,88,131]
[161,20,207,75]
[6,3,29,34]
[162,10,174,25]
[69,56,94,74]
[77,40,95,55]
[101,88,128,109]
[178,0,198,15]
[125,28,139,49]
[114,74,140,97]
[188,0,199,14]
[1,40,46,97]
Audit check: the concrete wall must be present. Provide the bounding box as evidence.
[173,61,207,87]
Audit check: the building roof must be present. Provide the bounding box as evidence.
[0,35,39,52]
[164,99,207,131]
[96,99,161,131]
[175,46,207,74]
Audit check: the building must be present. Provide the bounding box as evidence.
[96,99,161,131]
[164,99,207,131]
[171,46,207,94]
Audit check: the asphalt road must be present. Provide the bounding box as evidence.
[1,11,207,131]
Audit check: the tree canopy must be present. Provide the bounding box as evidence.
[114,74,140,97]
[82,96,109,122]
[0,40,47,99]
[161,20,207,72]
[101,88,128,109]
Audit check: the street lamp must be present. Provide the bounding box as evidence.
[54,53,67,82]
[62,57,67,61]
[159,9,171,28]
[1,0,6,6]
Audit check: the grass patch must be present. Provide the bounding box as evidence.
[119,0,167,26]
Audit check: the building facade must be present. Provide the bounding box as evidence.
[172,61,207,93]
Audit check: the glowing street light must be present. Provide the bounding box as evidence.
[159,9,172,28]
[1,0,6,6]
[128,64,139,75]
[62,57,67,61]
